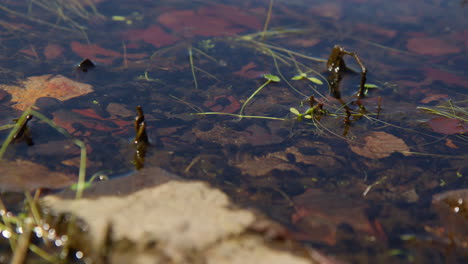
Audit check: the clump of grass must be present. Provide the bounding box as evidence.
[0,0,102,39]
[0,108,90,262]
[417,99,468,123]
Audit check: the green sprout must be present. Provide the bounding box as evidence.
[239,74,280,117]
[290,107,312,121]
[291,72,323,85]
[362,83,380,96]
[290,96,328,122]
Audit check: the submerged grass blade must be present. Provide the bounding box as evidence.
[0,4,79,33]
[193,112,286,121]
[10,218,33,264]
[0,108,32,160]
[188,45,198,90]
[261,0,274,40]
[29,110,87,199]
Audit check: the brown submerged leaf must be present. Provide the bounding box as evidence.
[235,154,301,177]
[292,189,376,245]
[0,74,93,111]
[0,159,76,192]
[349,131,410,159]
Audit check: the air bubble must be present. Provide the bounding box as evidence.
[2,230,12,239]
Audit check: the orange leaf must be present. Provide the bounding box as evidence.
[350,131,410,159]
[445,138,458,149]
[0,74,93,111]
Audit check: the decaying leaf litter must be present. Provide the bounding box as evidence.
[0,0,467,263]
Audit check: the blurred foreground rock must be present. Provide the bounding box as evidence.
[42,167,338,263]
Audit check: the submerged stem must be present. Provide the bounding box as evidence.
[188,45,198,90]
[239,80,271,117]
[261,0,274,40]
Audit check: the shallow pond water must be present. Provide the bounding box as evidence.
[0,0,467,263]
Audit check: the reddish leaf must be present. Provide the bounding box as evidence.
[0,74,93,111]
[106,103,134,118]
[122,25,179,48]
[72,108,108,120]
[427,116,465,135]
[53,109,132,135]
[71,41,146,65]
[420,93,448,104]
[203,95,240,113]
[43,43,64,60]
[233,62,268,79]
[158,10,238,37]
[349,131,410,159]
[72,108,132,131]
[158,5,260,37]
[52,110,79,134]
[424,68,468,88]
[197,4,261,30]
[407,37,461,56]
[71,41,121,64]
[355,23,397,38]
[289,38,320,48]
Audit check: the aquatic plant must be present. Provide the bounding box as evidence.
[239,74,280,118]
